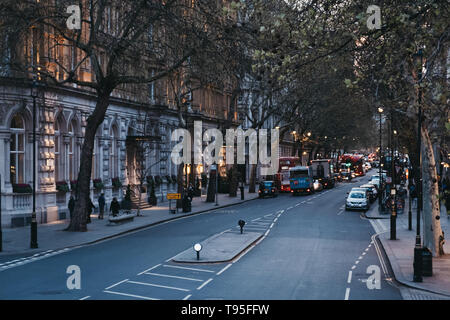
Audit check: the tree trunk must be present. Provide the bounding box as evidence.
[228,164,238,197]
[66,90,112,232]
[206,169,216,202]
[248,163,257,193]
[421,126,445,256]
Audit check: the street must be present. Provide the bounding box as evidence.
[0,174,402,300]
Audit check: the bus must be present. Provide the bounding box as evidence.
[276,157,301,192]
[340,154,366,177]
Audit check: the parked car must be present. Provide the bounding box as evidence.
[345,188,370,211]
[359,184,378,202]
[258,181,278,198]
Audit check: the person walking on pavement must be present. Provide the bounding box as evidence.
[110,197,120,217]
[87,197,95,223]
[68,196,75,220]
[98,193,105,219]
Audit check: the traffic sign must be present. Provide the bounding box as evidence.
[167,193,181,200]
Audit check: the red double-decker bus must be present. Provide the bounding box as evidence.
[276,157,301,192]
[340,154,366,176]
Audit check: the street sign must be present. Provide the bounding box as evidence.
[167,193,181,200]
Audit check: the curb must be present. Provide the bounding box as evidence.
[172,232,264,264]
[0,195,260,257]
[375,232,450,298]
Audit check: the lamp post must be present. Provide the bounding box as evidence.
[413,49,423,282]
[0,174,2,252]
[378,107,384,210]
[390,112,397,240]
[30,78,38,249]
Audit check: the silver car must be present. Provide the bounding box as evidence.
[345,190,370,211]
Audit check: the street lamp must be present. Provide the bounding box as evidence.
[413,48,423,282]
[378,107,384,210]
[193,243,202,260]
[30,78,38,249]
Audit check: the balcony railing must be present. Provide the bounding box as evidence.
[13,193,32,210]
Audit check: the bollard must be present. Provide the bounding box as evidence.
[240,186,244,200]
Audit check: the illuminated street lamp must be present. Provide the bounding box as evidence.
[193,243,202,260]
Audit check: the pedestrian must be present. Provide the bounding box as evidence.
[68,196,75,220]
[110,197,120,217]
[87,197,95,223]
[98,193,105,219]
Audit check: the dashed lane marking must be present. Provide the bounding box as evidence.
[345,288,350,300]
[347,271,352,284]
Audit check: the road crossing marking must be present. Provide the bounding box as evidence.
[138,264,161,275]
[144,272,204,282]
[162,264,215,273]
[197,278,213,290]
[105,279,129,290]
[217,264,232,276]
[127,280,190,292]
[183,294,192,300]
[103,290,159,300]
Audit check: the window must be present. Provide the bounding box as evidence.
[68,120,76,180]
[54,116,64,181]
[110,126,119,178]
[10,114,25,184]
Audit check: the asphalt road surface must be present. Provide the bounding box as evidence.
[0,173,402,300]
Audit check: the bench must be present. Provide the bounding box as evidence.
[108,211,136,224]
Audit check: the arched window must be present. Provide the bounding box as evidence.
[10,114,25,184]
[110,125,119,178]
[54,115,64,181]
[68,120,76,180]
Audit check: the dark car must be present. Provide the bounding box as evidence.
[258,181,278,198]
[359,184,378,203]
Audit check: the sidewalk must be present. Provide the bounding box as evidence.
[0,187,259,256]
[366,196,450,297]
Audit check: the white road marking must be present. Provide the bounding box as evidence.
[162,264,214,273]
[362,252,366,256]
[337,210,344,215]
[103,290,159,300]
[355,260,360,264]
[127,280,189,292]
[252,217,261,222]
[197,278,213,290]
[274,218,278,222]
[79,296,90,300]
[183,294,192,300]
[105,279,129,290]
[365,248,369,252]
[347,271,352,284]
[287,206,293,210]
[217,264,232,276]
[138,264,161,275]
[144,272,203,282]
[351,265,356,270]
[270,223,274,228]
[264,229,270,237]
[358,256,363,260]
[345,288,351,300]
